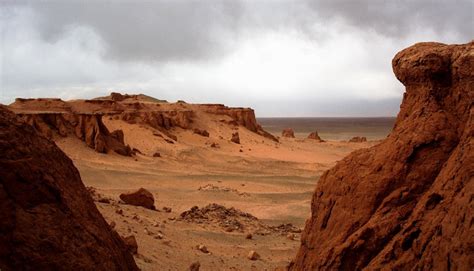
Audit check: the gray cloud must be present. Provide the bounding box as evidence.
[3,0,472,64]
[0,0,472,116]
[309,0,473,39]
[10,0,244,62]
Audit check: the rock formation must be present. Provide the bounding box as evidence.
[13,111,133,156]
[193,128,210,137]
[348,136,367,142]
[282,128,295,138]
[307,131,323,141]
[120,188,156,210]
[231,132,240,144]
[0,106,138,271]
[292,42,473,270]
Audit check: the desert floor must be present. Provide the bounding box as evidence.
[56,126,377,270]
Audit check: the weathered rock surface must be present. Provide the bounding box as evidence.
[307,131,323,141]
[120,188,156,210]
[292,42,473,270]
[0,106,138,271]
[348,136,367,142]
[15,112,132,156]
[282,128,295,138]
[193,128,210,137]
[231,132,240,144]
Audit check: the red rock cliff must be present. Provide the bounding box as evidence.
[291,42,473,270]
[0,106,138,270]
[18,113,132,156]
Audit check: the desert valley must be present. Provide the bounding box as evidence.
[1,0,473,270]
[1,41,473,271]
[6,91,377,270]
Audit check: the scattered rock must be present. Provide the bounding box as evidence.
[197,245,209,253]
[348,136,367,142]
[116,208,124,215]
[110,221,116,229]
[282,128,295,138]
[210,142,220,148]
[119,188,155,210]
[98,198,111,204]
[163,206,172,213]
[132,147,142,154]
[189,262,200,271]
[198,184,250,197]
[153,152,161,157]
[247,250,260,261]
[193,128,210,137]
[231,132,240,144]
[246,233,253,239]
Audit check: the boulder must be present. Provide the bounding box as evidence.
[119,188,155,210]
[282,128,295,138]
[122,235,138,255]
[0,106,138,271]
[291,42,474,270]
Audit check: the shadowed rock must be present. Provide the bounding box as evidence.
[120,188,156,210]
[0,106,138,271]
[291,42,474,270]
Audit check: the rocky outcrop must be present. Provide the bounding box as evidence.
[282,128,295,138]
[307,131,323,141]
[348,136,367,142]
[120,188,156,210]
[203,104,259,132]
[18,113,132,156]
[292,42,473,270]
[0,106,138,271]
[120,110,193,130]
[231,132,240,144]
[193,128,210,137]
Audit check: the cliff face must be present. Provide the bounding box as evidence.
[0,106,138,271]
[18,113,132,156]
[292,42,473,270]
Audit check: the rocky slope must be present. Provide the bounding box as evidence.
[0,106,138,270]
[292,42,473,270]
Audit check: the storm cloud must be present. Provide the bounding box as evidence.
[1,0,472,116]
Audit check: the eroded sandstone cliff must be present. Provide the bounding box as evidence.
[292,42,473,270]
[17,112,133,156]
[0,106,138,270]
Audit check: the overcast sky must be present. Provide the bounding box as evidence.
[0,0,472,117]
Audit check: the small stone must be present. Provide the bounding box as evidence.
[163,207,172,213]
[155,233,164,239]
[115,208,123,215]
[247,250,260,261]
[189,261,200,271]
[98,198,110,204]
[109,221,116,229]
[246,233,253,239]
[287,233,296,240]
[198,245,208,253]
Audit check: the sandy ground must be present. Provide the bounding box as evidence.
[55,118,378,270]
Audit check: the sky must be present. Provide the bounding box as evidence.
[0,0,472,117]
